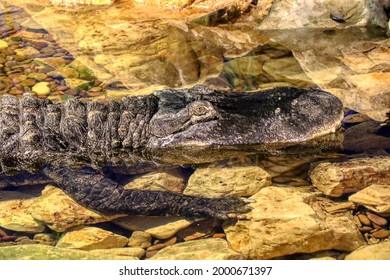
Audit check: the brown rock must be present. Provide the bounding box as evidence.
[357,214,372,226]
[366,213,388,227]
[163,237,177,247]
[310,156,390,197]
[147,243,165,251]
[371,230,390,239]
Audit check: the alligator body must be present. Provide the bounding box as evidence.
[0,85,344,219]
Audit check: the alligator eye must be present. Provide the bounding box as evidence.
[191,105,207,116]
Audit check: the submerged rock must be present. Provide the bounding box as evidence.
[345,242,390,260]
[257,0,388,29]
[28,186,125,232]
[349,185,390,214]
[224,186,365,259]
[0,244,135,260]
[128,231,152,249]
[309,156,390,197]
[114,216,194,239]
[184,165,271,198]
[124,169,185,193]
[56,226,129,250]
[0,191,44,233]
[150,238,245,260]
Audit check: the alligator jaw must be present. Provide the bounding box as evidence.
[146,86,344,164]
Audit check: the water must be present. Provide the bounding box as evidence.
[0,0,389,259]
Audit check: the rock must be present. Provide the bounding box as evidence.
[0,191,45,233]
[27,72,48,81]
[128,231,152,249]
[32,82,51,95]
[33,233,57,246]
[57,66,79,78]
[90,247,145,259]
[343,121,390,153]
[257,0,388,29]
[309,156,390,197]
[0,39,8,49]
[51,0,115,5]
[114,216,194,239]
[346,242,390,259]
[28,185,125,232]
[34,57,68,68]
[68,55,112,80]
[21,18,45,31]
[293,38,390,121]
[371,229,390,239]
[366,213,388,226]
[0,244,134,260]
[262,56,314,87]
[184,166,271,198]
[56,227,129,250]
[357,214,372,226]
[14,47,39,57]
[64,78,92,90]
[224,186,365,259]
[124,169,185,193]
[150,238,245,260]
[349,185,390,214]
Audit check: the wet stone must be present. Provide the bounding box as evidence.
[128,231,152,249]
[357,214,372,226]
[366,213,388,227]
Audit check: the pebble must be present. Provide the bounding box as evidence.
[163,237,177,247]
[358,226,373,233]
[357,214,372,226]
[212,233,226,239]
[147,243,165,251]
[16,236,37,245]
[371,229,390,239]
[20,79,37,87]
[1,235,17,242]
[32,82,51,95]
[27,72,48,81]
[0,39,9,49]
[145,250,159,259]
[367,213,388,227]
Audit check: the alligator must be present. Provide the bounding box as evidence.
[0,85,344,219]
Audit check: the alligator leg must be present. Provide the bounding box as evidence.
[42,166,252,220]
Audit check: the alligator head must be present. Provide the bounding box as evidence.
[146,85,344,164]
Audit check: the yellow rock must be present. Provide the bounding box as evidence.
[124,169,185,193]
[185,165,271,198]
[0,39,9,49]
[32,82,51,96]
[28,185,125,232]
[0,191,45,233]
[150,238,245,260]
[114,215,194,239]
[56,226,129,250]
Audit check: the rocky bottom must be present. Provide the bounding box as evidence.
[0,110,389,260]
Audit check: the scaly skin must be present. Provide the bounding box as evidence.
[0,85,344,219]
